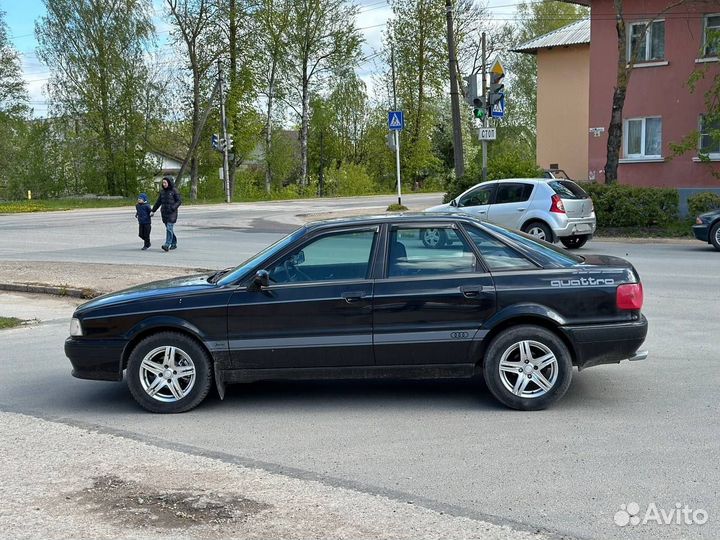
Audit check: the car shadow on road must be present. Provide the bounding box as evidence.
[213,377,506,413]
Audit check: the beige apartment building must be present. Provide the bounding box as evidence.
[513,20,590,181]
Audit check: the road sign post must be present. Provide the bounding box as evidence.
[388,111,404,206]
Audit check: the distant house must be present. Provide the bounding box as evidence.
[516,1,720,189]
[513,19,591,181]
[144,149,189,188]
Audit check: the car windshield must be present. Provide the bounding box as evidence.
[215,228,305,285]
[548,180,588,200]
[481,222,585,267]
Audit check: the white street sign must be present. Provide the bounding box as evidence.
[478,127,496,141]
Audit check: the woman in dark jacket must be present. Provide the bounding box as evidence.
[151,176,182,251]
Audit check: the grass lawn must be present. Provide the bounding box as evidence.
[0,317,24,330]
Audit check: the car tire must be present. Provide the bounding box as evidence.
[482,325,573,411]
[126,332,213,413]
[522,221,554,243]
[710,222,720,251]
[560,235,590,249]
[421,228,447,249]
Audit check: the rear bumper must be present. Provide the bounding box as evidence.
[64,337,125,381]
[692,224,709,243]
[561,315,648,370]
[552,218,597,239]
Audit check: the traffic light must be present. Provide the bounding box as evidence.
[227,134,234,153]
[463,74,479,107]
[472,96,486,120]
[488,60,505,108]
[211,133,220,151]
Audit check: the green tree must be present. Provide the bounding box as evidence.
[285,0,362,187]
[36,0,156,196]
[0,8,30,198]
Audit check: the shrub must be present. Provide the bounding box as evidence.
[687,191,720,217]
[583,184,678,228]
[324,163,376,197]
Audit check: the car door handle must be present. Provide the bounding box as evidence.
[478,210,487,214]
[460,285,483,298]
[341,291,367,303]
[517,208,526,212]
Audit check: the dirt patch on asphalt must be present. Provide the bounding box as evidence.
[74,475,270,530]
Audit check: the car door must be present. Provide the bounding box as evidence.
[225,227,378,369]
[373,223,496,366]
[486,182,535,230]
[457,183,496,219]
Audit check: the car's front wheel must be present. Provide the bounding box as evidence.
[560,235,590,249]
[126,332,213,413]
[482,325,573,410]
[710,222,720,251]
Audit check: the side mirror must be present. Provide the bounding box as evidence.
[450,198,458,207]
[254,269,270,288]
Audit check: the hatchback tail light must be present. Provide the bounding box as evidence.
[617,283,643,310]
[550,194,566,213]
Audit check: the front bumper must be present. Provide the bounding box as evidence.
[692,224,709,243]
[561,315,648,370]
[64,337,126,381]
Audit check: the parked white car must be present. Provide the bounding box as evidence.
[425,178,596,249]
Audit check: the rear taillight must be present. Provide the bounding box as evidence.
[617,283,643,310]
[550,194,566,213]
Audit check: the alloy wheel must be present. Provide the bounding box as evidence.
[498,340,558,398]
[139,346,197,403]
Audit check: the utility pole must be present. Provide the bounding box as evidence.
[319,130,325,197]
[391,42,402,207]
[446,0,464,179]
[218,59,231,204]
[481,31,488,183]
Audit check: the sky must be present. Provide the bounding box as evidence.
[2,0,527,117]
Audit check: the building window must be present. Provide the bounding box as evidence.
[704,14,720,58]
[699,116,720,157]
[624,117,663,158]
[628,20,665,62]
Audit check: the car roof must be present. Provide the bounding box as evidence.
[304,212,483,232]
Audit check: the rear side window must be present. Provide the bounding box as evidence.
[481,223,584,268]
[494,183,534,204]
[549,180,588,200]
[387,227,477,277]
[464,226,537,272]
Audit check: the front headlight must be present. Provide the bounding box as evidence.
[69,317,83,337]
[696,216,703,225]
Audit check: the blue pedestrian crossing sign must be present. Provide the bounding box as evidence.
[491,93,505,119]
[388,111,404,130]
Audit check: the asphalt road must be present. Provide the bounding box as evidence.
[1,197,719,539]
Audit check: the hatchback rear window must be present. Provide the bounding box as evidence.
[548,180,588,200]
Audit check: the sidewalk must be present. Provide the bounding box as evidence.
[0,411,552,540]
[0,261,205,298]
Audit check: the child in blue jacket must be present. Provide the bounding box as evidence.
[135,193,152,250]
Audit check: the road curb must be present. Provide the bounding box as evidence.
[0,282,99,299]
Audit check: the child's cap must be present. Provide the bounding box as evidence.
[137,193,148,203]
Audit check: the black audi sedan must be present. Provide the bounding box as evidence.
[65,214,648,413]
[692,208,720,251]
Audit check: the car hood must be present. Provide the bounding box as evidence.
[75,273,216,314]
[425,202,453,212]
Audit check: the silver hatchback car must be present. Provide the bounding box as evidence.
[425,178,596,249]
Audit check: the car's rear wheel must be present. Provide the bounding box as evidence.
[482,325,573,410]
[710,222,720,251]
[522,221,553,243]
[421,228,447,248]
[560,235,590,249]
[127,332,212,413]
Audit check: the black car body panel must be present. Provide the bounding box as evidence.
[65,213,648,396]
[692,209,720,245]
